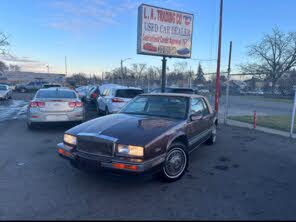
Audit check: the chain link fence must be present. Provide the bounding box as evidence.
[222,74,296,136]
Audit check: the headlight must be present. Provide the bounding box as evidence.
[64,134,77,146]
[117,144,144,157]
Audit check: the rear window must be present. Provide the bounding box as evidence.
[115,89,144,98]
[43,84,61,88]
[169,88,194,94]
[36,90,76,99]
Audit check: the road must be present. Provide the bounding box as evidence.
[1,105,296,219]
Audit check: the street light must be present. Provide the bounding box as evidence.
[121,58,132,85]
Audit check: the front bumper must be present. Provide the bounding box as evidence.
[57,143,165,173]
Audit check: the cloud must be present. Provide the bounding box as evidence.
[0,55,49,72]
[44,0,141,33]
[0,55,40,63]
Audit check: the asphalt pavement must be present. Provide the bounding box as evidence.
[0,107,296,219]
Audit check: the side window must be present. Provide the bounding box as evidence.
[102,89,108,96]
[190,98,204,115]
[202,98,210,115]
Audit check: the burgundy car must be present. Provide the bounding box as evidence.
[143,43,157,52]
[57,93,217,182]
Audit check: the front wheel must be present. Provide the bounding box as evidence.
[160,142,188,182]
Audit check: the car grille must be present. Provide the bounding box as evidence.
[77,135,114,157]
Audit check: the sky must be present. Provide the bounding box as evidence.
[0,0,295,77]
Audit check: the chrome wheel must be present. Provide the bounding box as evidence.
[163,147,187,179]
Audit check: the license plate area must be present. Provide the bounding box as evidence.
[46,115,68,121]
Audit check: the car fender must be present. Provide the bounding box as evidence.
[166,131,188,152]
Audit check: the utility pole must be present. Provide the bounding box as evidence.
[47,65,49,73]
[215,0,223,113]
[65,56,68,75]
[224,41,232,124]
[120,59,124,85]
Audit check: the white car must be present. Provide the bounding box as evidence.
[96,85,144,115]
[0,84,12,100]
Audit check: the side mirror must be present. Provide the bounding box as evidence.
[190,114,203,121]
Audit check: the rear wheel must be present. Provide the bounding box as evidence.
[27,122,36,130]
[160,142,188,182]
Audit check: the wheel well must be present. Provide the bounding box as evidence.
[171,135,189,148]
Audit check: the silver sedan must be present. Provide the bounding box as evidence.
[27,88,85,129]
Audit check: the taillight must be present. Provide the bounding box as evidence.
[91,92,98,99]
[112,98,124,103]
[68,102,83,107]
[29,101,45,108]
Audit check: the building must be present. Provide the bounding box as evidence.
[0,71,66,84]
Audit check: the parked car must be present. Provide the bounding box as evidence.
[245,89,264,96]
[150,87,195,94]
[42,83,62,88]
[75,86,89,101]
[27,88,85,129]
[97,85,144,115]
[85,85,100,104]
[0,84,12,100]
[17,81,48,92]
[57,93,217,182]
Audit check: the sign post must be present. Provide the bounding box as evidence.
[161,57,167,92]
[290,86,296,137]
[137,4,194,90]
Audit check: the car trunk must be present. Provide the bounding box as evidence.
[39,99,76,112]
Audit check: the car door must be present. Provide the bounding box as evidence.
[200,98,214,129]
[99,88,110,111]
[187,98,210,150]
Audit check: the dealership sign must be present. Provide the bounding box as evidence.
[137,4,194,58]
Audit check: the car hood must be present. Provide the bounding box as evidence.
[67,113,183,146]
[0,90,8,95]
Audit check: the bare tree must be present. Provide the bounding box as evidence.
[9,64,21,71]
[173,61,188,75]
[131,63,146,85]
[0,32,9,55]
[241,27,296,91]
[0,61,8,73]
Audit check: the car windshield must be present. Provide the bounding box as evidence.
[0,85,8,90]
[120,95,189,119]
[36,90,76,99]
[115,89,144,98]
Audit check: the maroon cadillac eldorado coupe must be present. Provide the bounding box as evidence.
[57,93,217,182]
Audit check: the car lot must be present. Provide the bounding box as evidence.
[0,93,296,219]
